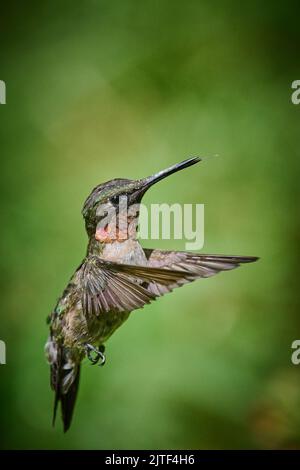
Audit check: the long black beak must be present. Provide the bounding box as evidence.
[132,157,201,201]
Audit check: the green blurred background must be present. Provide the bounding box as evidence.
[1,0,300,450]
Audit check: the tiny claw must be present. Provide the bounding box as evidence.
[99,353,106,367]
[85,343,106,366]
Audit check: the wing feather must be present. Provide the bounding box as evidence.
[143,249,258,293]
[80,252,258,318]
[80,256,188,317]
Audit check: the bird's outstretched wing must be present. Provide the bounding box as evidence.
[80,255,195,317]
[143,249,258,295]
[80,253,258,317]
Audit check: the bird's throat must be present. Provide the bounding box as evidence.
[94,214,138,244]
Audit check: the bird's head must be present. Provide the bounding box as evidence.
[82,157,201,243]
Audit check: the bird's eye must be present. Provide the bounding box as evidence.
[110,195,119,205]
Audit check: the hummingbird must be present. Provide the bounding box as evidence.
[45,157,258,432]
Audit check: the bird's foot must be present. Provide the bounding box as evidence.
[84,344,106,366]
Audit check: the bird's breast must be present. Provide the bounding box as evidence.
[101,239,147,266]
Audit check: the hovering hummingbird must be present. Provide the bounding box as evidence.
[46,157,258,431]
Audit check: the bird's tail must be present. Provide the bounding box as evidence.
[45,337,81,432]
[53,362,81,433]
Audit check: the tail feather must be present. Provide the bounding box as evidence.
[59,365,81,432]
[52,389,59,427]
[46,338,80,432]
[52,360,81,432]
